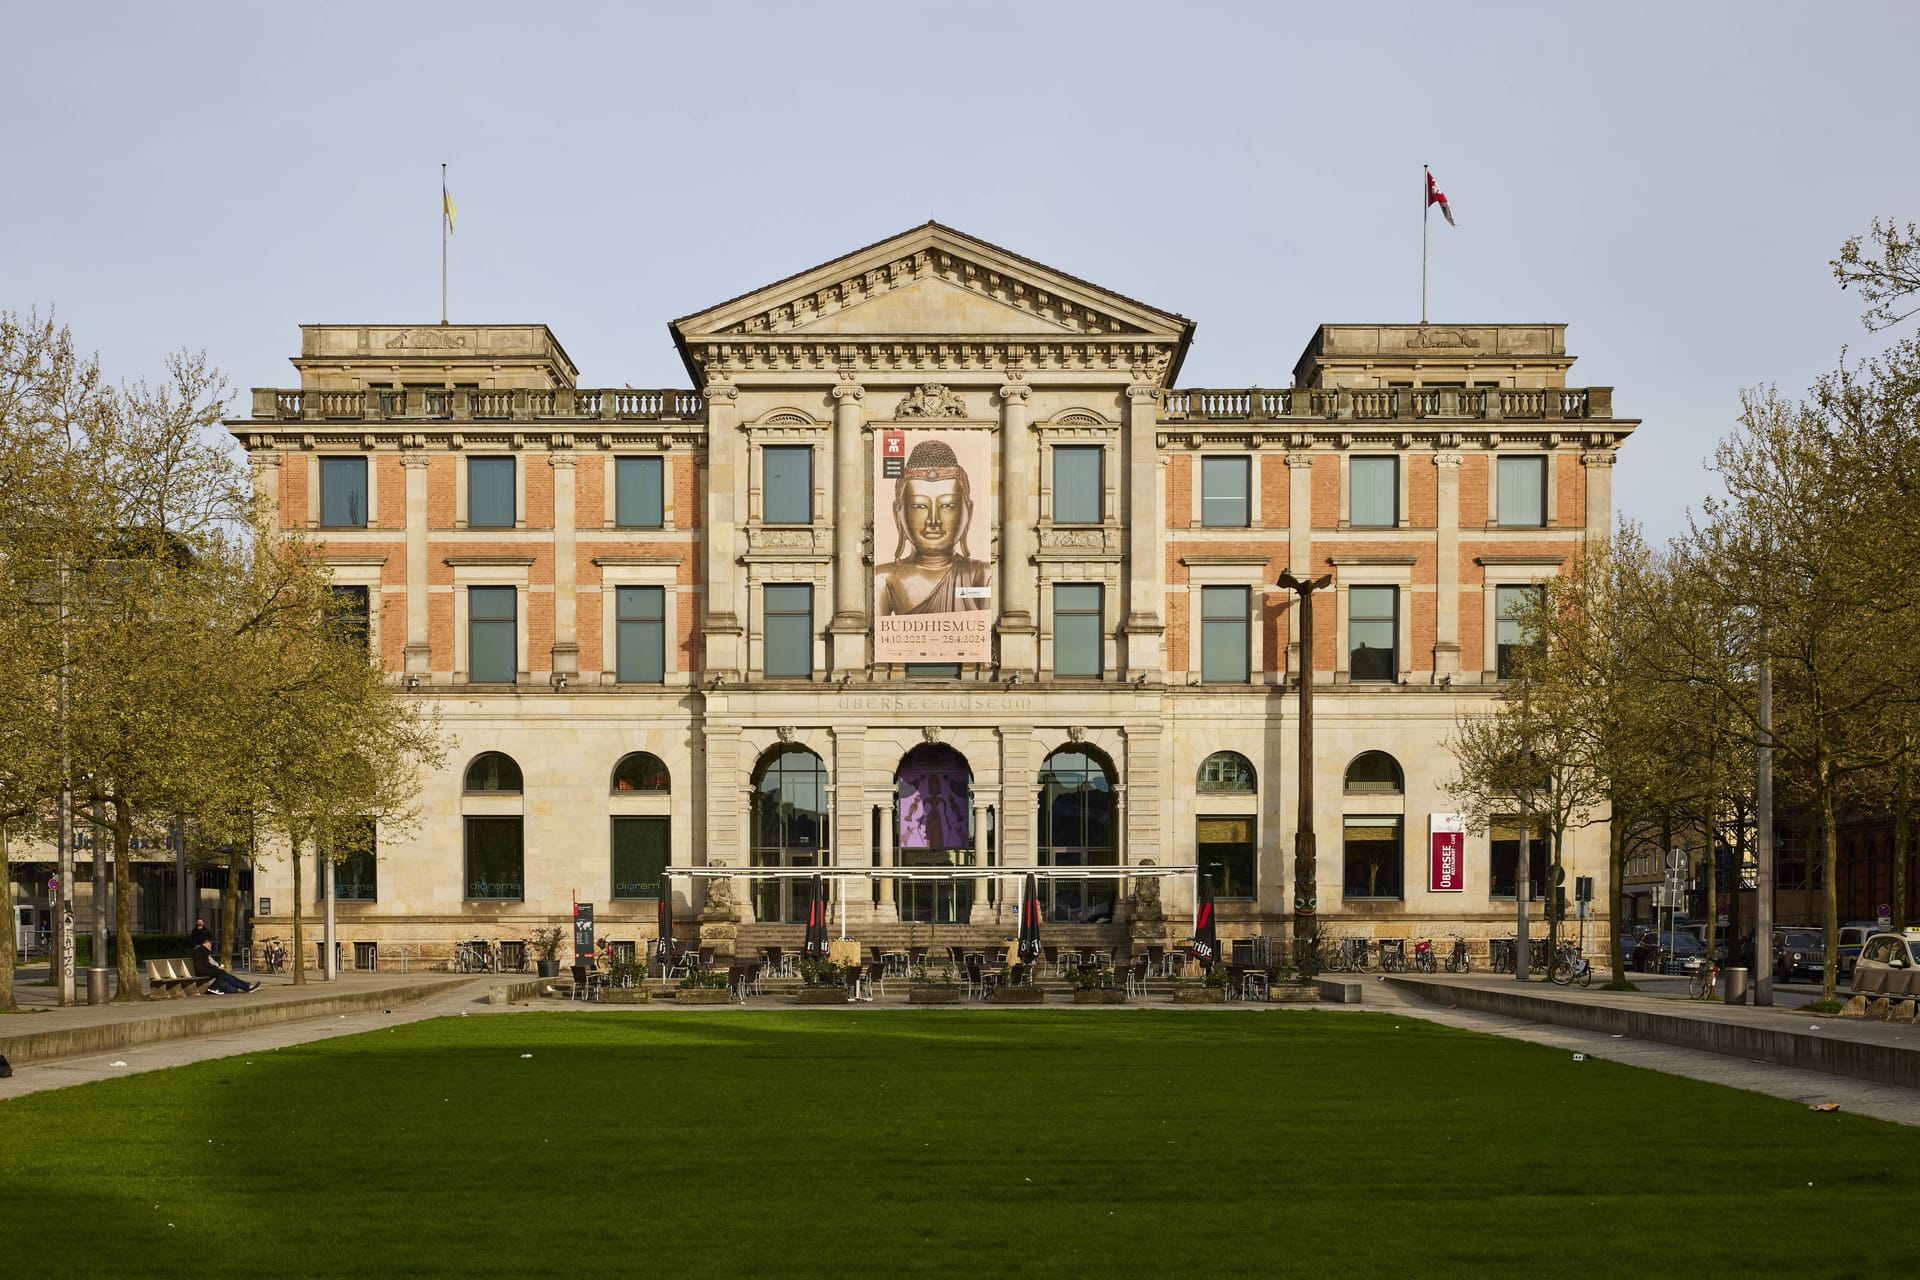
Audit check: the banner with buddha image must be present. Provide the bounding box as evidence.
[873,428,994,663]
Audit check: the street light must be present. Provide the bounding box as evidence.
[1277,569,1332,968]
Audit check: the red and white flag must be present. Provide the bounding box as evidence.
[1426,169,1456,227]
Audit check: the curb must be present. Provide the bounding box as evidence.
[0,978,465,1066]
[1388,976,1920,1090]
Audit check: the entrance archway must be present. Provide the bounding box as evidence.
[751,745,828,924]
[894,744,977,924]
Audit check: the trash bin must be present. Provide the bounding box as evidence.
[1720,966,1749,1005]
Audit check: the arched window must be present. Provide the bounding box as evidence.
[894,744,975,925]
[1344,751,1404,794]
[611,752,670,793]
[1198,751,1256,793]
[464,752,523,793]
[1038,747,1117,923]
[751,746,829,924]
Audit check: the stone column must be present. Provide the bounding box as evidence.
[828,383,868,675]
[548,451,578,680]
[1433,451,1462,681]
[402,452,431,677]
[1121,385,1164,678]
[1582,450,1616,543]
[879,797,897,917]
[997,382,1037,674]
[703,379,743,677]
[972,799,989,924]
[1285,451,1314,675]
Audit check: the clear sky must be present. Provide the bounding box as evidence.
[4,0,1914,543]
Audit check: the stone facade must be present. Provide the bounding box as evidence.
[227,223,1637,970]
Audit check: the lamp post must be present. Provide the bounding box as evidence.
[1277,570,1332,967]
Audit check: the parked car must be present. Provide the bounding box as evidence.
[1773,928,1826,983]
[1851,931,1920,995]
[1631,931,1708,973]
[1837,923,1880,979]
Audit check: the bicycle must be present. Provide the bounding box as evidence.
[1687,958,1720,1000]
[260,937,288,974]
[1378,939,1406,973]
[453,939,497,974]
[1489,936,1515,974]
[1411,938,1438,974]
[1549,942,1592,987]
[1447,934,1471,974]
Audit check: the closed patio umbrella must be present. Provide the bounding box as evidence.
[1017,872,1043,966]
[654,884,673,976]
[1191,873,1219,971]
[801,874,830,959]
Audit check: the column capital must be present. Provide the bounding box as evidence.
[702,380,738,402]
[1432,451,1463,470]
[998,383,1032,404]
[831,383,865,404]
[1124,384,1159,405]
[546,452,577,470]
[400,452,430,470]
[1581,450,1617,468]
[1285,450,1317,468]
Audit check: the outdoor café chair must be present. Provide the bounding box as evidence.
[1125,957,1150,997]
[570,964,605,1002]
[863,960,888,999]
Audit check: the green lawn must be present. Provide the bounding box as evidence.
[1,1010,1910,1278]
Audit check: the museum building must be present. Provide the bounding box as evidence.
[228,222,1637,971]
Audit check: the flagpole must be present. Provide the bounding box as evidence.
[1421,164,1429,325]
[440,163,448,326]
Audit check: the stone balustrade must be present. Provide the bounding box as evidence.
[250,387,709,423]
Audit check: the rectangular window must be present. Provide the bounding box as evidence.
[319,457,368,528]
[1053,446,1102,525]
[1198,816,1256,900]
[763,584,813,678]
[616,586,665,683]
[763,446,812,524]
[1350,456,1397,527]
[1496,455,1547,527]
[1343,815,1404,899]
[329,585,370,650]
[611,816,670,899]
[1053,583,1102,678]
[334,820,377,902]
[1496,584,1545,678]
[1348,585,1397,681]
[1489,814,1549,898]
[615,456,665,528]
[1201,457,1251,527]
[464,816,524,900]
[468,456,516,528]
[468,585,517,683]
[1200,585,1250,683]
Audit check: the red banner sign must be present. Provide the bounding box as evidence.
[1430,814,1465,892]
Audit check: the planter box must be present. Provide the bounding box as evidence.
[1071,988,1127,1005]
[673,987,734,1005]
[600,986,650,1004]
[794,986,851,1005]
[1267,984,1321,1004]
[1171,985,1226,1004]
[991,984,1044,1004]
[908,985,964,1004]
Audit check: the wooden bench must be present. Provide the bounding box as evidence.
[145,957,210,999]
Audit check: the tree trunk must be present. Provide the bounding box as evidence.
[290,830,306,987]
[112,799,138,1002]
[221,840,243,967]
[0,819,16,1011]
[1895,754,1910,933]
[1608,804,1628,984]
[1818,753,1841,1002]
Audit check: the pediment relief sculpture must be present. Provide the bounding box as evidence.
[895,383,968,419]
[383,328,469,350]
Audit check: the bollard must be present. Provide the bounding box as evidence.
[1720,966,1749,1005]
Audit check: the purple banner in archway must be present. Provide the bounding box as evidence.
[897,745,971,849]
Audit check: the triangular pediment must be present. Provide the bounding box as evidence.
[671,222,1191,350]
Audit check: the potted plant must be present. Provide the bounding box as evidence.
[991,966,1044,1004]
[530,926,566,979]
[600,956,649,1003]
[906,957,964,1005]
[673,966,734,1004]
[1067,964,1126,1004]
[794,958,855,1004]
[1173,965,1229,1004]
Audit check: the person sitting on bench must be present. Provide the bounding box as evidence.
[192,938,256,995]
